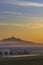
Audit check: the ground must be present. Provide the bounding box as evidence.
[0,55,43,65]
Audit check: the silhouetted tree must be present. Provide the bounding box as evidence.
[24,51,29,54]
[0,51,3,56]
[9,51,13,55]
[4,51,8,55]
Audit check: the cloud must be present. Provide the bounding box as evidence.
[0,23,25,27]
[26,23,43,28]
[18,2,43,7]
[0,23,8,26]
[0,22,43,28]
[0,0,43,7]
[0,11,22,15]
[12,1,43,7]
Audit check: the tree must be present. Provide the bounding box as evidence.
[0,51,3,56]
[4,51,8,55]
[9,51,13,55]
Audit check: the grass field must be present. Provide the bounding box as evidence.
[0,55,43,65]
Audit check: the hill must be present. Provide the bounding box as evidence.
[0,36,35,45]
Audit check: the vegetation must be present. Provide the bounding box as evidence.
[0,55,43,65]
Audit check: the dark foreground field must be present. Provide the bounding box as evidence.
[0,55,43,65]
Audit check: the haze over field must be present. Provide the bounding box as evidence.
[0,0,43,43]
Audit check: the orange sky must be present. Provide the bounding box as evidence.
[0,21,43,43]
[1,0,43,44]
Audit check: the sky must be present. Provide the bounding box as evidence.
[0,0,43,43]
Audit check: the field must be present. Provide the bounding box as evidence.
[0,55,43,65]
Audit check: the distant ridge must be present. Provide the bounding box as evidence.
[0,36,43,45]
[0,36,35,45]
[1,36,23,42]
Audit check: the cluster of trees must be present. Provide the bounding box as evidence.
[0,51,30,56]
[0,51,13,56]
[16,51,30,55]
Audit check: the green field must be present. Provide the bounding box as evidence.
[0,55,43,65]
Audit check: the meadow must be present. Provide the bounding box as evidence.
[0,55,43,65]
